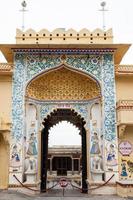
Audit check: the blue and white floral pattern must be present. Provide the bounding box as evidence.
[12,53,26,141]
[102,54,116,141]
[66,55,101,81]
[26,55,61,80]
[12,52,116,143]
[40,103,89,122]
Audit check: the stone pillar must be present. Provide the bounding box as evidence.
[86,128,92,182]
[82,124,88,193]
[50,158,52,174]
[72,158,74,175]
[78,158,80,173]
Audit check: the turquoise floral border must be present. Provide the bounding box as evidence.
[12,52,116,142]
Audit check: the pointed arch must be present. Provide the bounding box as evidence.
[25,64,101,101]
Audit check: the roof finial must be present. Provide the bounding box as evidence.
[20,1,28,31]
[99,1,108,31]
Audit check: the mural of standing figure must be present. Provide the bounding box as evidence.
[90,132,100,154]
[27,133,37,156]
[121,160,128,177]
[127,160,133,178]
[10,144,21,168]
[107,144,117,166]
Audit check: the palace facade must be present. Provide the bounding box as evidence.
[0,28,133,197]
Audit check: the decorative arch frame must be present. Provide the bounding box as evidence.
[10,50,118,186]
[25,62,101,89]
[25,64,102,101]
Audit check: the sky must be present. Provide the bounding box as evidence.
[0,0,133,63]
[1,0,133,145]
[49,121,81,146]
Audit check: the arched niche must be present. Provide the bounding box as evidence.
[25,65,101,101]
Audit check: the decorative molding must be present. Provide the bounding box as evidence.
[13,48,115,54]
[40,102,89,122]
[117,100,133,110]
[0,63,13,73]
[115,65,133,74]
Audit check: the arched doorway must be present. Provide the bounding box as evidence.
[41,109,88,193]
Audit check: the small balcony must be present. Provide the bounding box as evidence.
[117,100,133,125]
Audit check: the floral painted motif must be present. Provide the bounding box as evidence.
[12,52,116,145]
[40,103,89,122]
[102,54,116,141]
[12,53,26,141]
[26,55,61,80]
[66,55,101,81]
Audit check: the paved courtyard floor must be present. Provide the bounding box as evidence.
[0,189,132,200]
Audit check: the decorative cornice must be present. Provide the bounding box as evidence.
[13,48,115,55]
[117,100,133,110]
[0,43,130,64]
[0,63,13,74]
[115,65,133,74]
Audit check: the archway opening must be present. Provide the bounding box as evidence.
[49,121,81,146]
[41,109,88,193]
[48,121,81,181]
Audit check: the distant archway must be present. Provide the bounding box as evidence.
[41,109,88,193]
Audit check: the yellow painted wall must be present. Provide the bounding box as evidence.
[118,126,133,180]
[0,75,12,189]
[0,135,9,189]
[115,76,133,101]
[0,75,12,122]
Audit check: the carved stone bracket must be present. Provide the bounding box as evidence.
[0,122,11,145]
[1,131,10,145]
